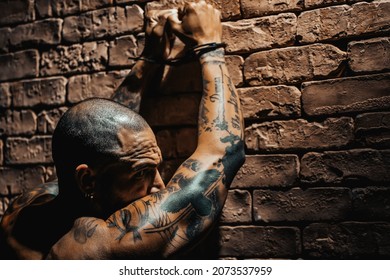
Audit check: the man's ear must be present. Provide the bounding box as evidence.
[75,164,96,196]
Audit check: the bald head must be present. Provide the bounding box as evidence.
[52,98,151,184]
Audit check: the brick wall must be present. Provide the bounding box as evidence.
[0,0,389,259]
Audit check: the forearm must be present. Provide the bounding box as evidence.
[196,48,244,153]
[111,60,162,112]
[195,48,245,185]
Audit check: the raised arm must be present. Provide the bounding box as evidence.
[111,9,177,112]
[47,1,245,259]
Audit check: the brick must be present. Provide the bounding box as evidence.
[0,166,46,195]
[225,55,244,87]
[9,19,62,48]
[158,159,183,184]
[301,149,390,184]
[0,140,3,165]
[11,77,67,108]
[36,0,113,17]
[0,0,34,25]
[232,155,299,188]
[40,41,108,76]
[156,128,197,159]
[245,117,354,152]
[297,1,390,43]
[0,27,11,53]
[109,35,143,67]
[220,226,301,258]
[62,5,143,43]
[304,0,346,8]
[238,85,301,120]
[356,112,390,133]
[5,136,52,165]
[241,0,303,18]
[348,37,390,73]
[142,93,200,126]
[355,112,390,148]
[254,188,351,222]
[156,130,176,159]
[37,107,68,134]
[176,127,197,157]
[222,13,296,53]
[0,110,36,136]
[35,0,53,17]
[352,187,390,220]
[221,190,252,224]
[303,222,390,258]
[117,0,148,2]
[159,61,203,94]
[0,50,39,82]
[302,74,390,116]
[208,0,241,20]
[0,83,11,108]
[145,0,240,21]
[68,70,129,103]
[244,44,345,86]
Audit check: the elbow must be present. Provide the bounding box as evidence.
[222,139,246,187]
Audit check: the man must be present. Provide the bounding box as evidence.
[0,1,245,259]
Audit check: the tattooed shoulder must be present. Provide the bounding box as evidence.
[73,218,99,244]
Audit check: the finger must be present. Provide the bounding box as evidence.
[157,9,178,21]
[167,13,185,36]
[147,9,177,27]
[147,9,178,34]
[167,13,194,45]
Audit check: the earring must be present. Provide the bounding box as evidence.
[85,192,94,200]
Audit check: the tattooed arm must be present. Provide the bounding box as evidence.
[111,9,177,112]
[46,1,244,259]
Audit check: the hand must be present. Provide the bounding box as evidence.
[142,9,178,60]
[168,1,222,46]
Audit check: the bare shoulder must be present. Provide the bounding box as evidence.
[0,181,59,259]
[2,181,58,218]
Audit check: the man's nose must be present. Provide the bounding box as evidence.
[149,170,165,193]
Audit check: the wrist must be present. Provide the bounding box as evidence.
[198,47,225,62]
[192,42,226,57]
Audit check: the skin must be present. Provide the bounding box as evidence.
[0,1,245,260]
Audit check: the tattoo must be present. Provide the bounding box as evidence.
[143,160,223,237]
[200,49,225,59]
[94,47,244,250]
[226,75,239,114]
[161,169,220,216]
[95,134,242,250]
[231,115,241,130]
[199,96,210,133]
[185,212,203,240]
[73,218,98,244]
[210,77,222,103]
[182,159,201,172]
[107,201,150,242]
[220,133,245,186]
[112,89,141,112]
[212,66,228,131]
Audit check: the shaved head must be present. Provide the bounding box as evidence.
[52,98,151,188]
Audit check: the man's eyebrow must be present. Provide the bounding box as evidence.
[123,161,159,173]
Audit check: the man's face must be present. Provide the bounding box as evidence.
[91,127,165,218]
